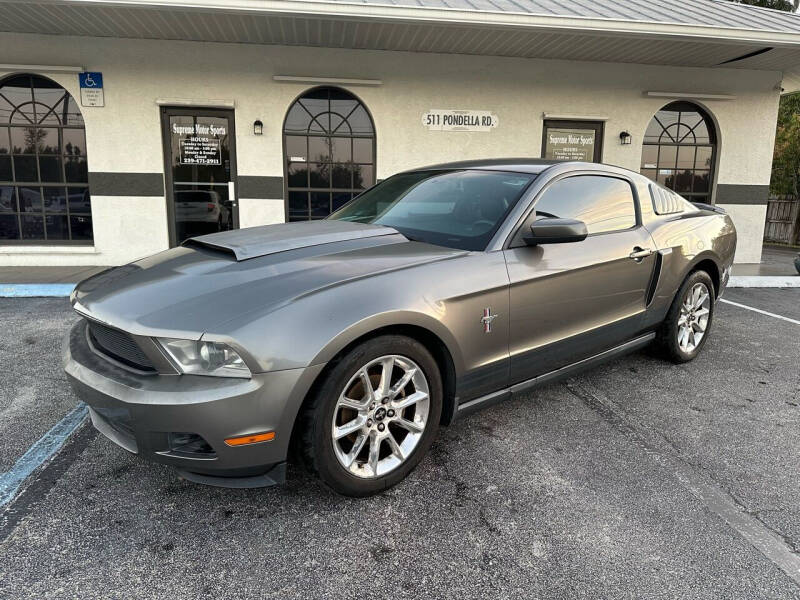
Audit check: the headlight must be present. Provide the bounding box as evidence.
[158,338,251,378]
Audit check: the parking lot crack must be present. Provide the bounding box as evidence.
[744,508,800,555]
[565,379,800,588]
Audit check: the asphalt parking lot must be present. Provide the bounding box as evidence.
[0,289,799,599]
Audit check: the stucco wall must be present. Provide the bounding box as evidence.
[0,32,781,266]
[717,204,769,264]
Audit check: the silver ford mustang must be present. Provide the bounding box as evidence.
[64,159,736,496]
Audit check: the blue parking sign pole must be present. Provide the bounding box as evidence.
[78,72,104,107]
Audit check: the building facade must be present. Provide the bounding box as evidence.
[2,0,800,266]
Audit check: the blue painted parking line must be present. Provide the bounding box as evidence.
[0,283,75,297]
[0,403,88,507]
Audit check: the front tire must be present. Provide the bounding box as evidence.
[656,270,715,363]
[300,335,442,497]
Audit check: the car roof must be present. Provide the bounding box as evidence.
[402,158,578,175]
[401,158,649,181]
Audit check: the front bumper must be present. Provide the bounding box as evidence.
[719,264,731,298]
[63,320,324,484]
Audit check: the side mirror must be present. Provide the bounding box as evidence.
[523,217,588,245]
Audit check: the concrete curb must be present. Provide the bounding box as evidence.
[0,283,76,297]
[728,276,800,288]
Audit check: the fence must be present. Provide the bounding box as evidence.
[764,195,800,245]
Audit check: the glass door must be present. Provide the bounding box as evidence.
[161,107,238,246]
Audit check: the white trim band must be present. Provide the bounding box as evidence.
[155,98,236,108]
[0,64,85,73]
[273,75,383,86]
[644,91,737,101]
[542,113,609,121]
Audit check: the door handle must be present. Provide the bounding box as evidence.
[629,247,653,261]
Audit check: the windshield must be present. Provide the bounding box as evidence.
[328,169,535,251]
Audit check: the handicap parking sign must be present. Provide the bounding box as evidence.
[78,72,104,107]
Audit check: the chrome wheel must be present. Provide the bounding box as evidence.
[331,355,430,479]
[678,282,711,353]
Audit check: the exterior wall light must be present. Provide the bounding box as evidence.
[619,131,632,145]
[253,120,263,135]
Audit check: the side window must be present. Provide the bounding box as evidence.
[534,175,637,235]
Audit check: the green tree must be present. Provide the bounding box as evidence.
[723,0,798,10]
[23,127,46,154]
[722,0,800,194]
[771,93,800,195]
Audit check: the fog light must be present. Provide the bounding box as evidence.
[168,432,216,458]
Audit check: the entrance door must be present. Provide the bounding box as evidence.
[161,107,238,246]
[542,120,604,163]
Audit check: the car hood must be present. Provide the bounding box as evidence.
[185,219,400,261]
[71,220,466,339]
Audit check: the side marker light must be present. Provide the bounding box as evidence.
[224,431,275,446]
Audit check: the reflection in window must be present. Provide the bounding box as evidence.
[330,170,533,251]
[534,175,636,235]
[0,74,91,243]
[640,102,716,204]
[283,87,375,221]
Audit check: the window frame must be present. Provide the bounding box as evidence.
[0,74,92,246]
[505,171,642,248]
[640,101,717,205]
[281,86,377,222]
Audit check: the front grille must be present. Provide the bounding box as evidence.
[87,319,156,372]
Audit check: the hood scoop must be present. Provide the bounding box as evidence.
[184,220,400,261]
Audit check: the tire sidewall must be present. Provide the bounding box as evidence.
[666,271,716,362]
[311,335,443,497]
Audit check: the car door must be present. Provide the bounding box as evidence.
[503,173,657,384]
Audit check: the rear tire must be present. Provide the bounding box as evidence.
[656,270,715,363]
[300,335,442,497]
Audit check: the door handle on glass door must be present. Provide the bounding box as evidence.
[228,181,237,207]
[629,247,653,261]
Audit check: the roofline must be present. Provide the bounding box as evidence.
[404,158,561,173]
[14,0,800,49]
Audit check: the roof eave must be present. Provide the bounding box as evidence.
[37,0,800,48]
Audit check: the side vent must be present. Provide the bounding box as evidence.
[645,250,664,307]
[650,185,685,215]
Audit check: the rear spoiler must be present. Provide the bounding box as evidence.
[692,202,727,214]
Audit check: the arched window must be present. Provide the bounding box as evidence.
[640,101,717,204]
[283,87,375,221]
[0,74,91,243]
